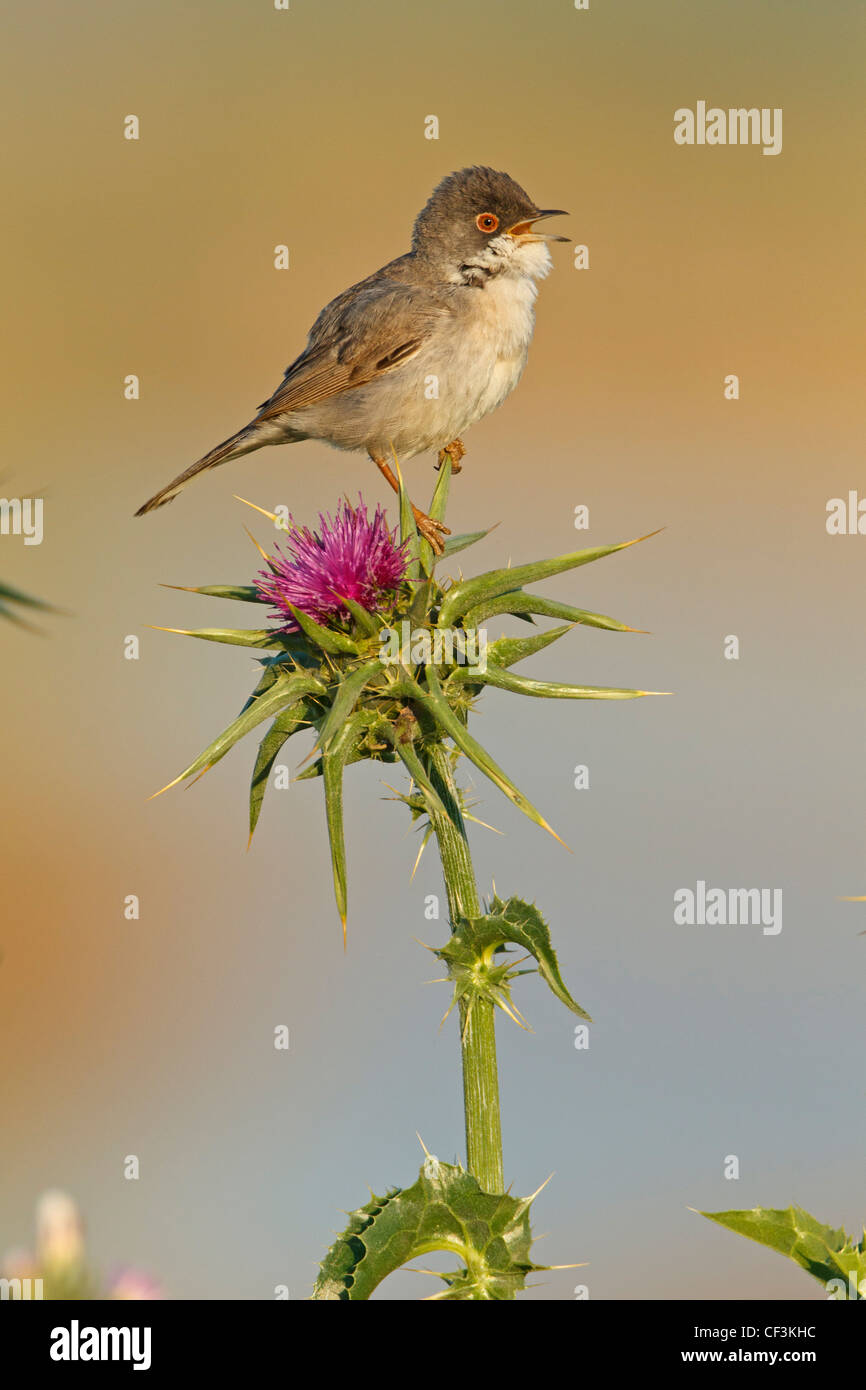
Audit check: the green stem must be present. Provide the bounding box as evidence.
[427,742,504,1193]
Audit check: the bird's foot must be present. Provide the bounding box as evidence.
[369,448,450,554]
[435,438,466,474]
[413,507,450,555]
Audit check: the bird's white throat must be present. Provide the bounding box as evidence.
[450,236,553,288]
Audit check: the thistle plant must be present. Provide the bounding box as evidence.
[154,460,660,1299]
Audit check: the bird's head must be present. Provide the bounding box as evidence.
[412,166,568,283]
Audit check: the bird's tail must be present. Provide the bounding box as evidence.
[134,425,266,516]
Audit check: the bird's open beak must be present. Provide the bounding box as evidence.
[507,209,570,243]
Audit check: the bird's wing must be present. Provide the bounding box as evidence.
[254,277,447,424]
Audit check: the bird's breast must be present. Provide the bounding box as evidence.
[434,273,538,427]
[459,271,539,361]
[280,273,540,459]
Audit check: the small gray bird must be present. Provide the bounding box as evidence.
[136,166,568,550]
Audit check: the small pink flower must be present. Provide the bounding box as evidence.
[108,1267,163,1300]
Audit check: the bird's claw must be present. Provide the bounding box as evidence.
[414,511,451,556]
[435,438,466,475]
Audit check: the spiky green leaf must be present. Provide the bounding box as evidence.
[171,583,264,603]
[317,659,384,750]
[439,528,493,561]
[479,625,573,670]
[163,626,284,649]
[165,672,326,790]
[416,456,452,576]
[462,590,638,633]
[396,666,562,843]
[249,701,312,839]
[322,710,375,929]
[437,896,590,1023]
[312,1159,549,1300]
[438,534,653,627]
[285,604,360,655]
[371,718,449,818]
[429,456,451,522]
[394,458,421,583]
[701,1206,866,1298]
[238,653,299,715]
[452,664,655,701]
[337,595,380,637]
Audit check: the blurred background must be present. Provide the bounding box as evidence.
[1,0,863,1298]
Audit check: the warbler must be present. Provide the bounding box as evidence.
[136,166,568,551]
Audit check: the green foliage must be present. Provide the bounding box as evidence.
[701,1205,866,1298]
[155,466,657,930]
[462,590,640,632]
[152,474,660,1301]
[249,701,311,838]
[312,1158,551,1300]
[436,533,657,627]
[435,893,592,1032]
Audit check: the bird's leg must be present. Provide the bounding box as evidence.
[370,452,451,555]
[435,437,466,474]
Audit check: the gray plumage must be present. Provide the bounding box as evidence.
[136,167,567,516]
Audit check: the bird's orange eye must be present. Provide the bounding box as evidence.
[476,212,499,234]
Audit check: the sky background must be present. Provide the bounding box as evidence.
[1,0,864,1299]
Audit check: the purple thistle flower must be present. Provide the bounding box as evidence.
[256,497,408,630]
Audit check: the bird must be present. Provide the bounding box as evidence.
[136,166,568,552]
